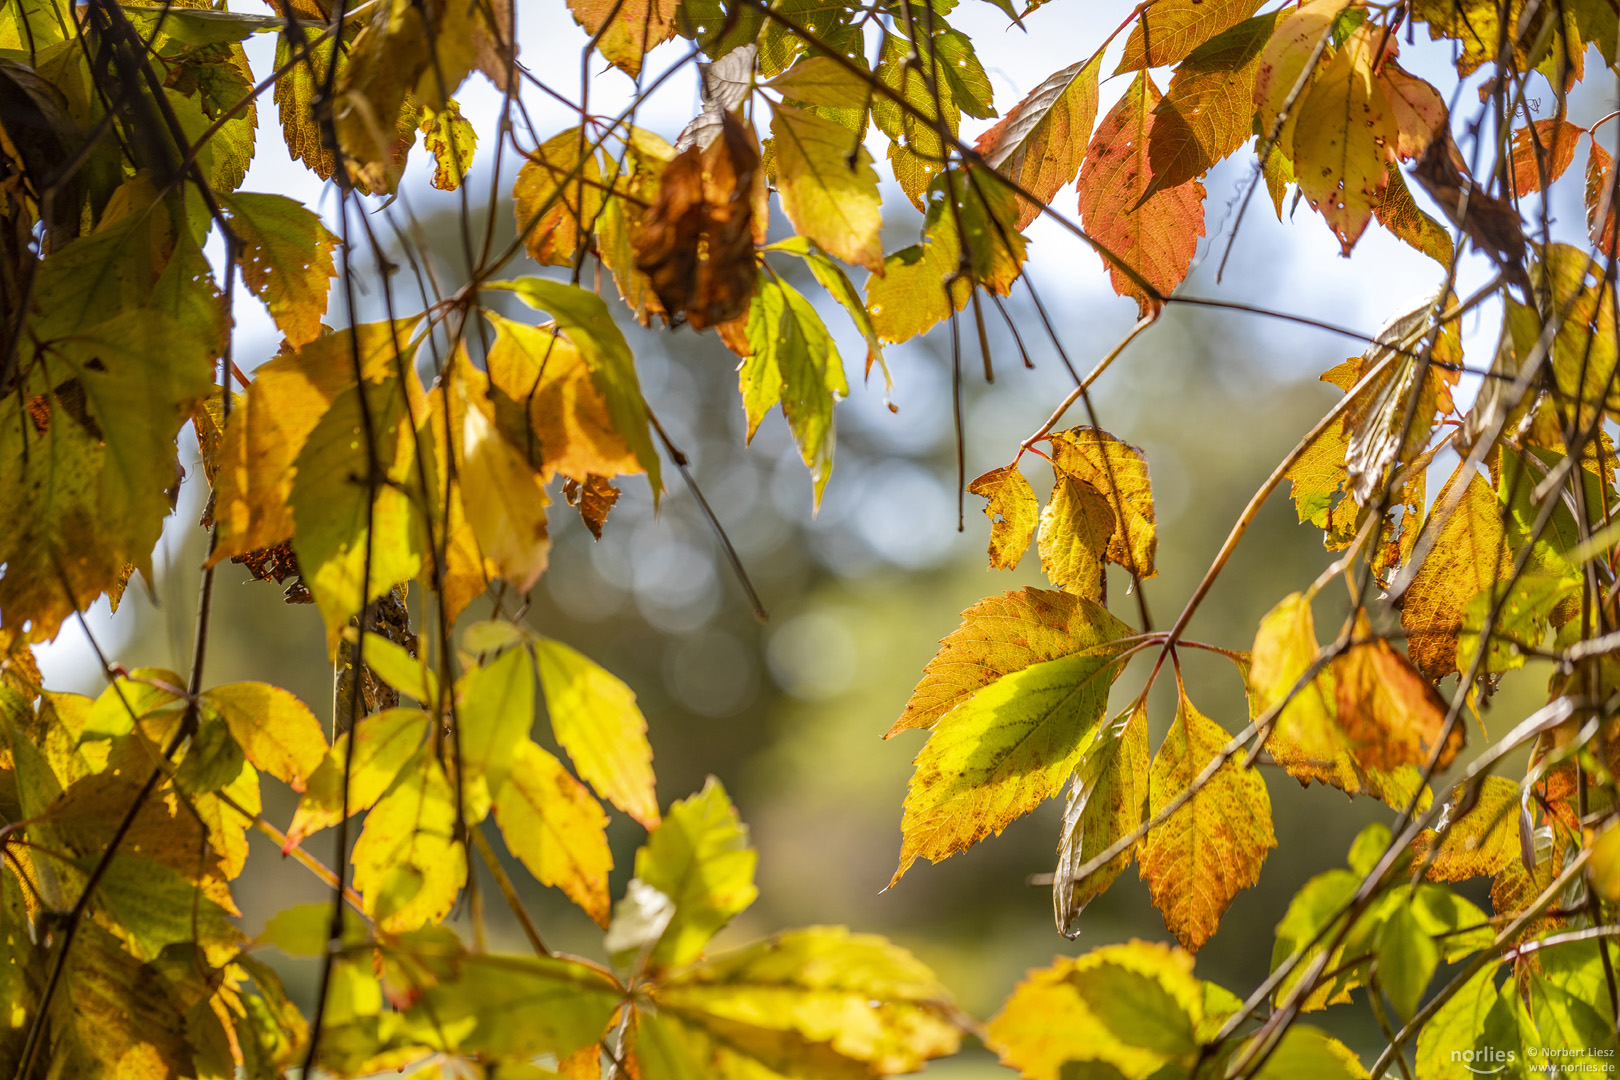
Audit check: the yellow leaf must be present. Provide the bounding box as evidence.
[420,98,477,191]
[892,591,1134,884]
[636,777,758,973]
[568,0,677,76]
[1047,428,1157,582]
[453,361,552,592]
[535,637,659,828]
[1290,23,1398,253]
[1250,593,1432,808]
[968,464,1039,571]
[285,708,431,850]
[202,682,329,792]
[210,320,421,565]
[1400,462,1512,679]
[483,311,642,483]
[350,748,466,933]
[0,308,214,641]
[650,927,963,1073]
[1253,0,1348,163]
[1250,1025,1369,1079]
[1055,703,1149,936]
[987,940,1205,1080]
[770,103,883,273]
[513,127,604,267]
[492,739,613,927]
[1591,822,1620,902]
[1411,776,1521,882]
[220,191,338,348]
[1038,474,1115,602]
[1138,683,1275,953]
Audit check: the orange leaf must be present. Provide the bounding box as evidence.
[1332,637,1462,772]
[1138,680,1275,953]
[1147,12,1277,198]
[567,0,676,77]
[1510,118,1583,196]
[1076,71,1206,315]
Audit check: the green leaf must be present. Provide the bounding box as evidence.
[866,168,1026,345]
[1414,964,1503,1080]
[635,777,759,973]
[1377,901,1438,1023]
[201,682,328,792]
[765,236,888,386]
[891,589,1134,885]
[1249,1024,1369,1079]
[764,56,873,109]
[174,710,245,796]
[118,6,284,47]
[408,950,622,1061]
[492,739,613,927]
[487,277,662,499]
[255,902,366,956]
[534,636,659,829]
[731,269,849,502]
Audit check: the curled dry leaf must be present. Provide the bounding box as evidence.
[633,111,760,330]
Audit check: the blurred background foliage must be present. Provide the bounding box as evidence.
[37,55,1588,1072]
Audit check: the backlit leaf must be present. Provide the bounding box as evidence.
[534,636,660,829]
[1076,71,1206,315]
[201,682,328,792]
[987,940,1206,1080]
[350,748,466,933]
[452,361,552,592]
[1054,703,1149,936]
[1147,12,1277,197]
[409,950,622,1061]
[1412,777,1521,882]
[492,739,613,927]
[891,591,1133,885]
[1038,475,1114,601]
[285,708,432,850]
[974,56,1101,228]
[421,98,478,191]
[1291,23,1397,253]
[456,646,536,798]
[1400,463,1512,679]
[1509,117,1582,196]
[770,103,883,273]
[967,464,1039,570]
[1048,428,1158,582]
[568,0,677,77]
[513,127,603,267]
[1139,681,1275,952]
[635,777,758,973]
[490,277,662,497]
[1377,902,1438,1022]
[220,191,337,349]
[1332,636,1461,773]
[1116,0,1264,72]
[651,926,963,1074]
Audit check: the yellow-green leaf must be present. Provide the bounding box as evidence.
[456,646,536,799]
[635,777,758,973]
[1048,428,1157,582]
[770,103,882,273]
[535,636,659,829]
[1055,703,1149,936]
[421,98,477,191]
[891,590,1134,885]
[285,708,432,850]
[350,748,466,933]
